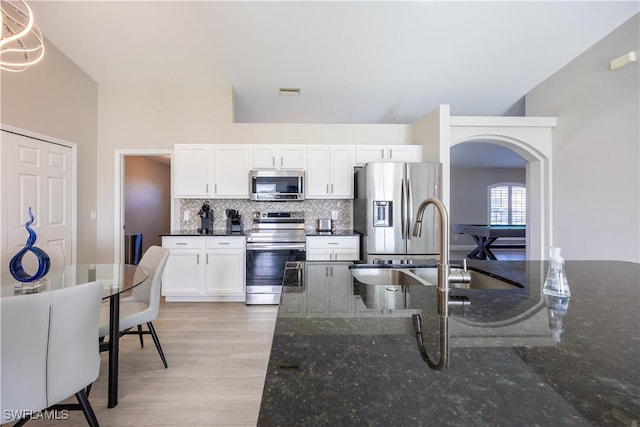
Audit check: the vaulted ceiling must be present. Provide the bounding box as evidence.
[27,1,638,167]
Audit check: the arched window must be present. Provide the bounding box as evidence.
[488,183,526,225]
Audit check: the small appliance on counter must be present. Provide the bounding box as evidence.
[225,209,243,233]
[316,218,333,232]
[197,202,213,234]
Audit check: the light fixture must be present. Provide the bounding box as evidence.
[610,51,637,71]
[1,0,44,72]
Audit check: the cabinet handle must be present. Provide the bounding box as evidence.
[330,266,333,277]
[389,149,393,159]
[272,157,275,167]
[214,184,217,193]
[326,184,329,194]
[331,184,334,194]
[197,254,200,264]
[328,242,339,245]
[206,254,209,264]
[206,184,209,193]
[381,149,384,158]
[176,242,187,245]
[280,157,283,167]
[218,242,230,245]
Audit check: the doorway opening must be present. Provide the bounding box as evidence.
[114,150,173,264]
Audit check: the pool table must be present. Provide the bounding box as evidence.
[453,224,526,260]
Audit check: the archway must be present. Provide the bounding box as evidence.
[449,132,551,260]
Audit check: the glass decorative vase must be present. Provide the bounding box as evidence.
[9,207,50,283]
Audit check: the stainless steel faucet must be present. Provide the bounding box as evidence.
[411,197,470,370]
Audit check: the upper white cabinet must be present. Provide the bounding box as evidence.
[354,145,422,165]
[306,146,354,199]
[252,145,306,170]
[174,144,251,199]
[174,144,213,197]
[213,145,251,198]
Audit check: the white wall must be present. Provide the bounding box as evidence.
[526,14,639,262]
[0,39,99,263]
[96,83,413,262]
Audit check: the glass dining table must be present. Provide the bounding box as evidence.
[1,263,150,408]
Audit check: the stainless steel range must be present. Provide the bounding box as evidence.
[245,211,306,304]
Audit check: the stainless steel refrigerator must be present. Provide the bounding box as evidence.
[354,162,442,263]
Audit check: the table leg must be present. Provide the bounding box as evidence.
[108,295,120,408]
[467,235,498,260]
[482,237,498,260]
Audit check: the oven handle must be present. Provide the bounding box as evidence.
[246,242,306,251]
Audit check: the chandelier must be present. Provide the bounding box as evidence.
[1,0,44,72]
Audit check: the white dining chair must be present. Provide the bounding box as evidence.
[99,246,170,368]
[47,282,103,426]
[0,281,103,426]
[0,292,50,425]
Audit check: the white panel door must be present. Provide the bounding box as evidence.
[2,131,73,264]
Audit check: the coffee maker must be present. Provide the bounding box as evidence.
[198,202,213,234]
[225,209,243,233]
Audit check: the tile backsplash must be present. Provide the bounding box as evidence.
[179,199,353,231]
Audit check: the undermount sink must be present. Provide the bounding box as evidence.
[350,267,437,288]
[350,266,523,290]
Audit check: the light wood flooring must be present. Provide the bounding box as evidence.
[24,301,278,427]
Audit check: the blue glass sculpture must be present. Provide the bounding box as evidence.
[9,207,50,282]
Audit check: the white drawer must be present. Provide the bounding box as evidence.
[205,236,245,249]
[306,236,359,249]
[162,236,205,249]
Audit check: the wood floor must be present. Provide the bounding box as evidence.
[26,301,278,427]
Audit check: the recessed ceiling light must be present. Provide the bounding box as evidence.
[279,87,301,96]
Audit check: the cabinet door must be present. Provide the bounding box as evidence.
[305,264,329,314]
[162,249,203,295]
[174,144,212,197]
[329,147,354,198]
[327,264,353,315]
[213,145,251,198]
[205,249,245,295]
[354,145,386,165]
[252,146,278,169]
[305,147,330,198]
[387,145,421,163]
[280,146,307,169]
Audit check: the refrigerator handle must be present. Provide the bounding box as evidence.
[400,178,407,239]
[406,178,412,240]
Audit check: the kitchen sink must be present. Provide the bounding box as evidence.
[350,267,437,288]
[350,265,523,290]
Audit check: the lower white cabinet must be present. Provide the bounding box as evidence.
[162,236,245,302]
[305,262,354,316]
[306,235,360,261]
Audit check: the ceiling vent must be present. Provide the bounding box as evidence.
[279,87,301,96]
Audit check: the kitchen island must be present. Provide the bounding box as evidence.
[258,260,639,426]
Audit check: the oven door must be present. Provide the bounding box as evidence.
[245,242,306,305]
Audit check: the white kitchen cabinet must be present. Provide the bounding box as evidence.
[305,262,354,316]
[213,145,251,198]
[252,145,306,170]
[162,236,245,302]
[306,146,354,199]
[173,144,213,197]
[354,145,422,165]
[306,235,360,261]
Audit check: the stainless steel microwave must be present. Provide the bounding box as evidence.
[250,170,305,201]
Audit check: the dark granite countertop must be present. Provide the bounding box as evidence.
[159,230,246,237]
[258,260,640,426]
